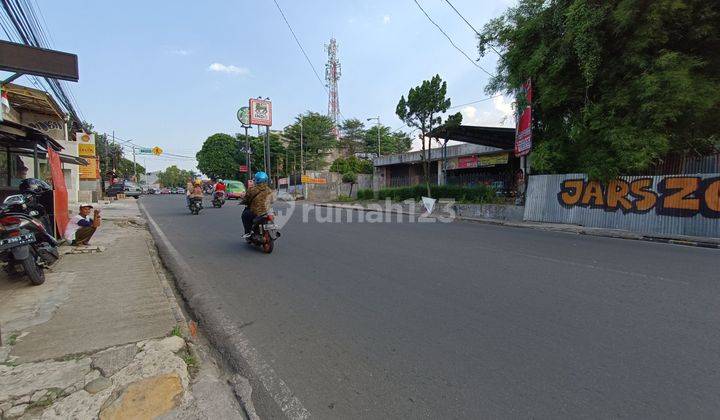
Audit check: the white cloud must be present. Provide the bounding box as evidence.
[383,15,391,24]
[171,49,191,56]
[459,96,515,128]
[207,62,250,76]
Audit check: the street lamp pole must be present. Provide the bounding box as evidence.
[300,116,304,176]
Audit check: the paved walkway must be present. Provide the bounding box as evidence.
[0,198,245,419]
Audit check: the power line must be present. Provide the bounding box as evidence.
[443,0,501,57]
[412,0,494,77]
[271,0,327,92]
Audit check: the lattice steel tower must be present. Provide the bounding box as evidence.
[325,38,341,137]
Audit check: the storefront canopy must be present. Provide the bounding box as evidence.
[0,119,63,151]
[428,125,515,150]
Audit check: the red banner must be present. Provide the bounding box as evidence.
[515,79,532,157]
[47,147,68,238]
[457,156,478,169]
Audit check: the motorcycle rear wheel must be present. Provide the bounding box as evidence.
[262,231,274,254]
[21,256,45,285]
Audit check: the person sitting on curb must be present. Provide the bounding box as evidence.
[64,203,101,246]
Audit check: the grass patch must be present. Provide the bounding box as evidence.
[335,195,354,203]
[5,332,18,346]
[170,325,183,338]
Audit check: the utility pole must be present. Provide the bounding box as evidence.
[132,146,137,183]
[264,126,271,183]
[300,116,304,175]
[367,116,381,157]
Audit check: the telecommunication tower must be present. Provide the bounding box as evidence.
[325,38,341,138]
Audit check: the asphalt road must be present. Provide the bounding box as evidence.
[142,194,720,419]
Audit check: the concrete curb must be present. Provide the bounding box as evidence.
[138,201,310,420]
[314,202,720,249]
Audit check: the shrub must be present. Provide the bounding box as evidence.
[330,156,373,174]
[357,189,375,200]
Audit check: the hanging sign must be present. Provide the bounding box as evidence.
[249,99,272,126]
[515,79,532,157]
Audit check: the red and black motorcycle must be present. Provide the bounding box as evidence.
[246,212,281,254]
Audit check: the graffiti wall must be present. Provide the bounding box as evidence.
[524,174,720,238]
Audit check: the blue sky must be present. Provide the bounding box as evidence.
[28,0,516,171]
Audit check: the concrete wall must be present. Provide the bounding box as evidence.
[524,173,720,238]
[452,203,525,222]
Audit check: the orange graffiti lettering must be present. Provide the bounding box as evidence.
[629,178,657,213]
[559,179,584,206]
[581,180,605,207]
[606,179,632,212]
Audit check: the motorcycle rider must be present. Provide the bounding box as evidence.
[188,179,203,206]
[242,171,272,239]
[214,178,227,193]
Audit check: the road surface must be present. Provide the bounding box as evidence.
[141,194,720,419]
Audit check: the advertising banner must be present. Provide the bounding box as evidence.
[478,153,509,167]
[80,157,98,180]
[78,143,95,157]
[457,156,478,169]
[515,79,532,157]
[249,99,272,126]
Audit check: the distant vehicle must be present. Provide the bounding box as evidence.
[176,187,186,195]
[106,181,142,199]
[171,187,178,194]
[146,187,156,195]
[225,180,246,200]
[160,188,171,194]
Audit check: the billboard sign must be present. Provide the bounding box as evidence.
[249,99,272,126]
[515,79,532,157]
[0,40,79,82]
[237,106,250,126]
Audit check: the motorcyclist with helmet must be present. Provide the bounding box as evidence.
[241,172,272,239]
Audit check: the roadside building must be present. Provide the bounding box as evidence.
[1,83,89,203]
[372,126,521,194]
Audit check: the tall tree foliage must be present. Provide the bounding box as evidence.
[196,133,239,179]
[339,119,365,156]
[396,75,462,196]
[157,165,195,188]
[479,0,720,179]
[283,112,337,171]
[363,126,413,156]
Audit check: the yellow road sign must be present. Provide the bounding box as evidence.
[152,146,163,156]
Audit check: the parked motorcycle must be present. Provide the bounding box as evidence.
[212,191,226,208]
[188,197,203,215]
[246,212,281,254]
[0,198,59,285]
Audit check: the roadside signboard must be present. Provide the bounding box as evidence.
[478,153,509,167]
[0,40,79,82]
[152,146,163,156]
[138,147,153,155]
[278,177,289,186]
[301,175,327,184]
[249,99,272,126]
[237,106,250,126]
[239,165,248,173]
[80,157,98,180]
[76,132,96,158]
[515,79,532,157]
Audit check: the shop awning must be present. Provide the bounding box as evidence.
[0,119,63,151]
[428,125,515,149]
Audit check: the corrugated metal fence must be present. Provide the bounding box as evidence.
[525,173,720,238]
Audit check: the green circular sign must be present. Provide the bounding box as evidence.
[237,107,250,126]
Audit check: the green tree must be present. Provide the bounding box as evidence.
[363,125,414,156]
[283,112,337,171]
[157,165,194,188]
[342,171,357,196]
[330,156,373,174]
[196,133,240,179]
[339,119,366,156]
[478,0,720,179]
[396,74,462,196]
